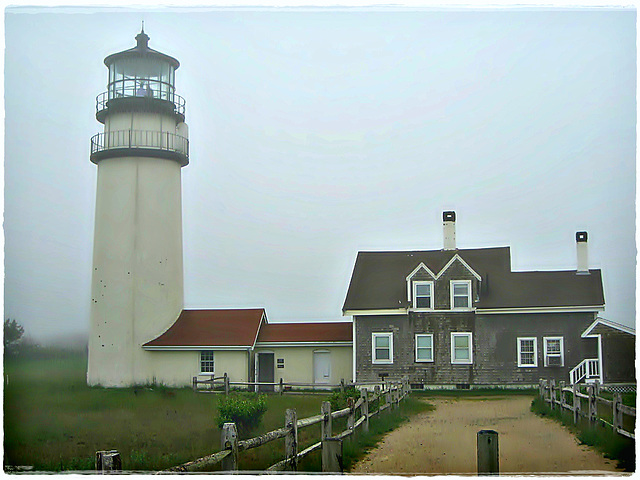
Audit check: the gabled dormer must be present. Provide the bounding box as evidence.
[406,253,482,311]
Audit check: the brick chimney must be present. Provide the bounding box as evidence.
[576,231,589,274]
[443,211,456,250]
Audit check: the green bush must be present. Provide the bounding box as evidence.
[329,386,361,410]
[216,393,267,439]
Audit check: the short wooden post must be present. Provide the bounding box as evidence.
[224,373,229,396]
[477,430,499,475]
[385,386,391,409]
[285,408,298,471]
[96,450,121,472]
[538,378,544,399]
[587,384,597,425]
[361,389,369,433]
[340,378,345,392]
[559,381,565,408]
[322,438,343,473]
[374,386,381,413]
[572,383,580,424]
[192,376,197,392]
[279,377,284,395]
[221,423,238,471]
[321,401,332,440]
[613,393,623,432]
[347,397,355,433]
[549,379,556,409]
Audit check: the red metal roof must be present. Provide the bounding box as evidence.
[143,309,265,348]
[256,322,352,343]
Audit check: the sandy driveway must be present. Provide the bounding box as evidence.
[350,396,625,475]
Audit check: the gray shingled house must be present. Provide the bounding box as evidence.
[343,211,615,388]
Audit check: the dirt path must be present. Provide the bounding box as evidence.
[350,396,625,475]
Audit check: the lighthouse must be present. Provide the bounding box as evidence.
[87,28,189,386]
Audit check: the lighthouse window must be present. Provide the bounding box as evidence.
[200,351,214,374]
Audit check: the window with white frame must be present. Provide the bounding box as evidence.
[372,332,393,364]
[543,337,564,367]
[517,337,538,367]
[413,281,434,309]
[415,334,434,362]
[451,332,473,364]
[450,280,472,309]
[200,350,214,374]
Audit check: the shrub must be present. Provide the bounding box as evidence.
[216,393,267,438]
[329,386,361,410]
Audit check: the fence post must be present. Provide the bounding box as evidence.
[374,386,381,413]
[322,438,343,473]
[321,401,332,440]
[572,382,580,424]
[385,386,391,410]
[220,423,238,472]
[280,377,284,395]
[224,373,229,396]
[347,397,355,434]
[587,384,597,425]
[549,379,556,409]
[361,389,369,433]
[613,393,622,432]
[285,408,298,471]
[477,430,499,475]
[192,376,197,392]
[340,379,345,393]
[559,381,566,408]
[96,450,121,472]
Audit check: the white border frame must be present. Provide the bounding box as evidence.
[517,337,538,367]
[413,280,434,310]
[372,332,393,365]
[543,336,564,367]
[415,334,434,362]
[450,280,472,310]
[451,332,473,364]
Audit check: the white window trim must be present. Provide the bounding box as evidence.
[450,280,472,311]
[450,332,473,364]
[415,334,434,362]
[413,280,434,310]
[543,336,564,367]
[517,337,538,367]
[372,332,393,365]
[200,350,215,374]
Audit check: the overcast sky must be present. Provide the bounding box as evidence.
[4,5,636,343]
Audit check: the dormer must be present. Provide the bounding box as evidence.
[406,263,436,310]
[406,254,482,311]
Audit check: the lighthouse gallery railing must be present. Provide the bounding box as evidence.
[91,130,189,157]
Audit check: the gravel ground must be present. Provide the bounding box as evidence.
[350,396,626,475]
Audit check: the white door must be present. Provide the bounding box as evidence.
[314,351,331,384]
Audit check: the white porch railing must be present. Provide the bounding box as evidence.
[570,358,600,385]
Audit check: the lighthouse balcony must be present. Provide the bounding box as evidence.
[96,86,186,124]
[90,130,189,166]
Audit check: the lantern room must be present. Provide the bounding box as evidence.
[95,28,185,123]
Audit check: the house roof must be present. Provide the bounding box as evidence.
[256,322,352,344]
[342,247,604,312]
[582,317,635,337]
[143,309,265,349]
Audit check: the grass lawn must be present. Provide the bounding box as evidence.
[4,348,431,473]
[4,348,335,472]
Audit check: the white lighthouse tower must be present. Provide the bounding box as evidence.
[87,28,189,386]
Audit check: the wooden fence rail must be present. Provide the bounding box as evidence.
[539,378,636,440]
[193,374,354,394]
[162,377,410,473]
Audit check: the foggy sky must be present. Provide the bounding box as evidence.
[4,6,636,343]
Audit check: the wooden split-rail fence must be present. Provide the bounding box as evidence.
[192,373,352,394]
[539,378,636,439]
[162,379,410,473]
